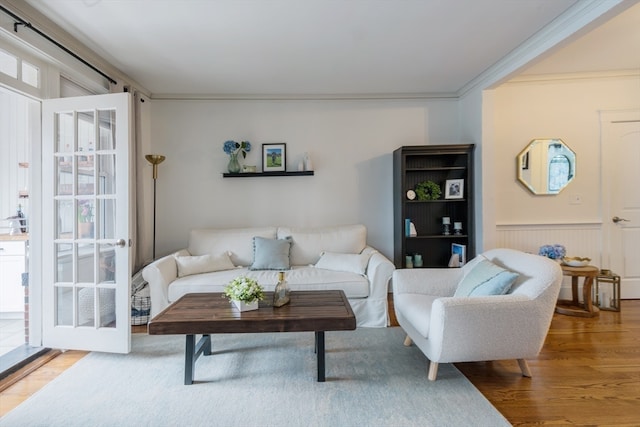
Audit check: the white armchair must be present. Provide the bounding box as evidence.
[392,248,562,380]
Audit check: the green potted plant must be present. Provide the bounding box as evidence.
[415,180,441,200]
[223,276,264,311]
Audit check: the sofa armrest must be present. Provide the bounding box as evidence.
[363,247,395,299]
[429,294,549,361]
[392,268,464,297]
[142,249,187,317]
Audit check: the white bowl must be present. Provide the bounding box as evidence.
[562,257,591,267]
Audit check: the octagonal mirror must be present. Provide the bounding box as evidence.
[517,138,576,195]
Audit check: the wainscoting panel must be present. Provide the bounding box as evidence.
[496,223,602,300]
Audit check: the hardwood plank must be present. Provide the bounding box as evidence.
[455,299,640,426]
[0,350,86,417]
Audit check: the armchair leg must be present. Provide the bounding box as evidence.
[403,335,413,346]
[517,359,532,377]
[427,361,439,381]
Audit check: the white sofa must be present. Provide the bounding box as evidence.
[393,248,562,380]
[142,224,395,327]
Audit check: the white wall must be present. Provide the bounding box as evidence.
[0,89,35,227]
[494,75,639,226]
[150,98,460,259]
[459,87,486,254]
[492,74,640,274]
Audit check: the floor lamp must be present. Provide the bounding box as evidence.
[145,154,166,260]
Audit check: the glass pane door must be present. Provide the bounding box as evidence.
[43,93,130,353]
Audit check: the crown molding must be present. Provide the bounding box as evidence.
[506,69,640,84]
[150,92,460,101]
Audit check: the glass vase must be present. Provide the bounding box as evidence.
[227,152,241,173]
[273,271,291,307]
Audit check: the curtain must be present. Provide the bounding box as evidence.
[131,91,153,273]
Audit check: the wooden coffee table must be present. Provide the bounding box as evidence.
[148,290,356,384]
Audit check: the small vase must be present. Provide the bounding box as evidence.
[232,299,259,312]
[227,152,241,173]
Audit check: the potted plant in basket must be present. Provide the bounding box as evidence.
[223,276,264,312]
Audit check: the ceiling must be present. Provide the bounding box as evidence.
[18,0,640,98]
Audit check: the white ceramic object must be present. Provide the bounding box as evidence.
[562,257,591,267]
[232,299,259,312]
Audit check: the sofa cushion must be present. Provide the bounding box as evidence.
[168,266,370,303]
[249,237,292,271]
[187,227,277,267]
[175,252,236,277]
[454,258,519,297]
[315,251,371,275]
[277,224,367,265]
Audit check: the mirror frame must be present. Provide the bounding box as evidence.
[516,138,576,195]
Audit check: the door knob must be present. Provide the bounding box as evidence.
[115,238,128,247]
[612,216,630,223]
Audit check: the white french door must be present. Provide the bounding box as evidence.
[42,93,131,353]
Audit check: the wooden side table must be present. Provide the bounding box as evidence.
[555,265,600,317]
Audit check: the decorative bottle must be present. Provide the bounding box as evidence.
[273,271,291,307]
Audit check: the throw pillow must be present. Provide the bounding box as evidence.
[175,252,236,278]
[454,258,519,297]
[249,236,292,270]
[314,251,372,275]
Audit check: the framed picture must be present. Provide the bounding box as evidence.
[262,143,286,172]
[451,243,466,266]
[445,179,464,199]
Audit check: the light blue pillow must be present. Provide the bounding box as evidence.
[249,236,292,270]
[454,258,519,297]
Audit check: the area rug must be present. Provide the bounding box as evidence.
[1,327,510,426]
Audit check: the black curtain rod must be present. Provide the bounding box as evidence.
[0,5,117,85]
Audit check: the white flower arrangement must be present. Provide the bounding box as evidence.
[223,276,264,303]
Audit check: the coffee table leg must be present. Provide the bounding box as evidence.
[316,331,325,382]
[185,334,195,385]
[184,334,212,385]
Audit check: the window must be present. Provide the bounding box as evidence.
[548,155,571,193]
[0,48,40,88]
[22,61,39,87]
[0,49,18,78]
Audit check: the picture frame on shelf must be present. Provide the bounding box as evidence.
[445,179,464,199]
[451,243,466,266]
[262,143,286,172]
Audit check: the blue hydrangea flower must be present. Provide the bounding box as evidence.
[223,140,251,158]
[538,244,566,260]
[223,140,237,154]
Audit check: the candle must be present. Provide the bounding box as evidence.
[405,255,413,268]
[600,292,609,308]
[453,222,462,235]
[413,254,423,268]
[442,217,451,225]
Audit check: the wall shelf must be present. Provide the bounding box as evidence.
[222,171,314,178]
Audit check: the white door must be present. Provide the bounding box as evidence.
[601,111,640,299]
[42,93,131,353]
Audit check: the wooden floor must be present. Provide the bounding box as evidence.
[2,301,639,426]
